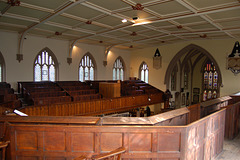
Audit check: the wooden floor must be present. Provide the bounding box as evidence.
[215,133,240,160]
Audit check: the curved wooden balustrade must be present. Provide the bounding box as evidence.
[0,108,226,160]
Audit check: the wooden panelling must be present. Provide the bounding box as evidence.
[100,133,123,151]
[72,133,95,152]
[44,132,66,151]
[185,109,225,160]
[129,133,152,152]
[16,131,38,151]
[158,132,181,152]
[222,102,240,139]
[187,103,201,123]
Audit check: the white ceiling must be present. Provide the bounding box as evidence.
[0,0,240,50]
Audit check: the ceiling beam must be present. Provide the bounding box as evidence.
[17,0,88,62]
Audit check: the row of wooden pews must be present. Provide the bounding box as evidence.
[19,81,70,106]
[0,82,21,111]
[18,81,103,106]
[57,81,101,102]
[121,80,162,96]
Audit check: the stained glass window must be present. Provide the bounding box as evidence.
[202,61,218,101]
[79,54,95,82]
[34,50,57,81]
[139,62,149,83]
[113,57,124,81]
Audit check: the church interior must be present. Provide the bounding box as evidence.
[0,0,240,159]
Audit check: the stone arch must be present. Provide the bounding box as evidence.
[164,44,222,89]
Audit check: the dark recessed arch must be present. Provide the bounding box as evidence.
[0,51,6,82]
[164,44,222,89]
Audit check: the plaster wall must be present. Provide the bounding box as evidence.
[130,39,240,97]
[0,31,131,90]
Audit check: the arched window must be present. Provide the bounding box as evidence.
[0,52,6,82]
[184,64,189,89]
[79,53,95,82]
[203,60,218,101]
[34,48,58,81]
[113,57,124,81]
[139,62,149,83]
[171,65,177,91]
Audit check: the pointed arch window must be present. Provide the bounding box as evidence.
[184,64,189,89]
[79,54,95,82]
[203,61,218,101]
[34,49,58,82]
[0,52,6,82]
[171,66,177,91]
[113,57,124,81]
[139,62,149,83]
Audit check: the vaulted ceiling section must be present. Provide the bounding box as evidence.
[0,0,240,50]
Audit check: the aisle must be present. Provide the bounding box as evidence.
[215,133,240,160]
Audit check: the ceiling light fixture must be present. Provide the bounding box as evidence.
[122,19,127,23]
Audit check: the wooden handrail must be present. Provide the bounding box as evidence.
[0,140,10,160]
[73,147,126,160]
[91,147,126,160]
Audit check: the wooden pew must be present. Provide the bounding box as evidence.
[26,91,67,104]
[72,94,101,102]
[68,89,96,96]
[31,96,72,106]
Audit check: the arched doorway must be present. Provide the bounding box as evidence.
[164,44,222,107]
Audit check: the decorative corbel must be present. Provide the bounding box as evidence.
[67,57,72,65]
[16,54,23,63]
[17,33,25,63]
[68,40,76,65]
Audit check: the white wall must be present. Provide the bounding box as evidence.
[0,31,131,90]
[130,39,240,97]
